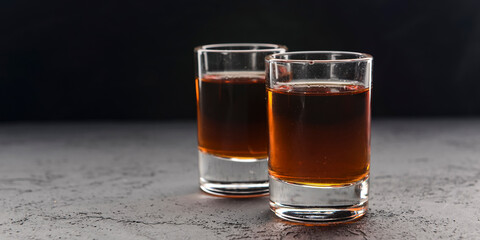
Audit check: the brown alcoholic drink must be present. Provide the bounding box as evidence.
[268,83,370,186]
[196,72,268,159]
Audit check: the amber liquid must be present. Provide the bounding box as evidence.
[196,72,268,159]
[267,82,370,186]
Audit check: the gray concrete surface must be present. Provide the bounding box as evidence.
[0,119,479,239]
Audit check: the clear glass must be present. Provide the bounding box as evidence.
[266,51,373,222]
[195,43,287,197]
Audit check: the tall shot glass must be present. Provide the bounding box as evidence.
[266,51,373,222]
[195,43,287,197]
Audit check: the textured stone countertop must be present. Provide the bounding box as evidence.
[0,119,479,239]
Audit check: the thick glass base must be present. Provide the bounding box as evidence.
[199,151,269,197]
[269,175,369,223]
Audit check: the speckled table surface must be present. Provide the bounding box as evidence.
[0,119,479,239]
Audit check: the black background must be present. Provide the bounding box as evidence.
[1,0,480,121]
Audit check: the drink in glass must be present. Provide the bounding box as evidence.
[195,43,287,197]
[266,51,373,222]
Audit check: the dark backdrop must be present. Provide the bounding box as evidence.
[1,0,480,121]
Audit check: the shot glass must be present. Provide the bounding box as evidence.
[195,43,287,197]
[266,51,373,222]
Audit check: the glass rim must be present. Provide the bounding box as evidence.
[266,51,373,63]
[194,43,287,53]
